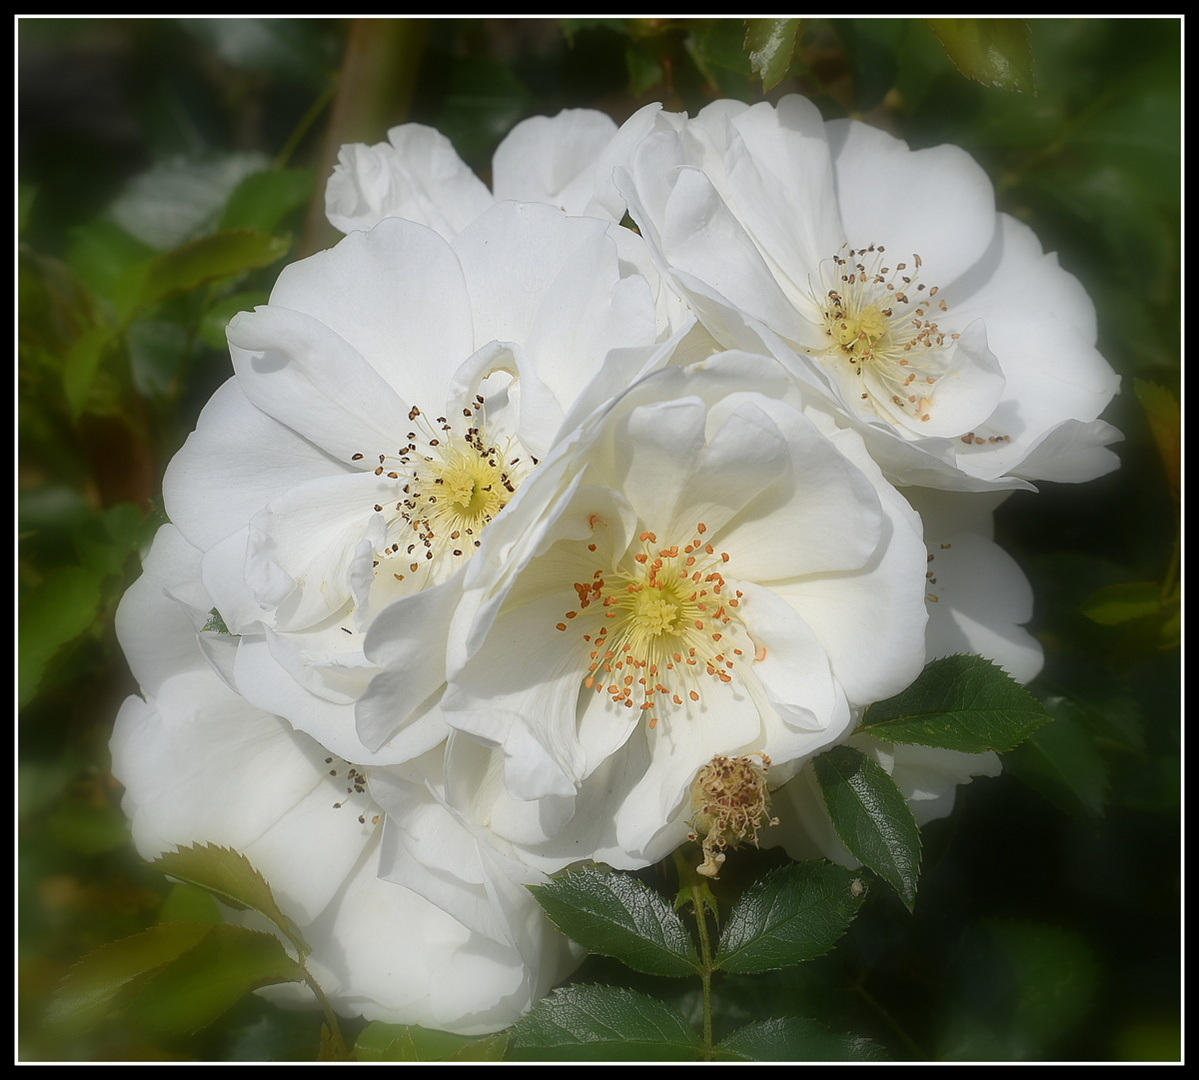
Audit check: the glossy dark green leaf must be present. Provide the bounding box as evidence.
[744,19,804,91]
[927,18,1036,94]
[509,985,701,1061]
[715,862,866,974]
[124,229,289,320]
[18,564,105,708]
[127,924,305,1036]
[150,844,307,956]
[715,1017,888,1062]
[860,655,1052,753]
[814,747,920,911]
[529,867,699,977]
[44,920,212,1036]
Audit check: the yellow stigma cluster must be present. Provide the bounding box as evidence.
[557,524,748,731]
[356,398,531,583]
[819,244,959,425]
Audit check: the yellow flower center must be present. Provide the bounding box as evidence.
[358,397,532,583]
[557,524,750,731]
[818,245,959,425]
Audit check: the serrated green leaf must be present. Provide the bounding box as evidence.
[44,920,212,1036]
[860,655,1051,753]
[510,985,701,1061]
[219,167,315,234]
[157,883,223,926]
[18,564,105,708]
[123,229,289,320]
[927,18,1035,94]
[127,924,305,1037]
[1080,581,1162,625]
[150,844,307,955]
[530,867,699,977]
[715,1016,888,1062]
[814,747,921,911]
[202,607,236,635]
[715,862,866,975]
[744,19,804,91]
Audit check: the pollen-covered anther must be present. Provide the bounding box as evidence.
[565,523,748,730]
[818,244,954,426]
[687,753,777,879]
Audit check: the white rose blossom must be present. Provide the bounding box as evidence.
[163,199,687,766]
[361,352,929,891]
[111,524,578,1034]
[615,95,1122,491]
[325,106,665,240]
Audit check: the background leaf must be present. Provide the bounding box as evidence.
[927,18,1035,94]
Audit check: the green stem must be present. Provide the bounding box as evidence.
[671,848,716,1056]
[302,963,350,1060]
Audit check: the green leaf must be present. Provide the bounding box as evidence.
[1134,378,1180,500]
[128,924,306,1037]
[157,883,223,926]
[529,867,700,977]
[937,920,1098,1060]
[744,19,804,91]
[860,655,1052,753]
[714,862,866,974]
[18,564,106,709]
[927,18,1036,94]
[44,920,213,1036]
[1004,704,1107,819]
[202,607,237,635]
[122,229,289,321]
[1080,581,1163,626]
[814,747,921,911]
[715,1017,888,1062]
[355,1022,506,1062]
[62,324,116,421]
[198,290,268,350]
[150,844,308,956]
[219,167,316,234]
[73,502,143,577]
[355,1021,420,1061]
[509,985,701,1061]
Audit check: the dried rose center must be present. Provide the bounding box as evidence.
[557,523,749,730]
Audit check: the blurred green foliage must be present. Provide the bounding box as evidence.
[18,17,1179,1062]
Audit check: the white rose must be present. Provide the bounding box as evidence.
[163,200,681,765]
[111,524,577,1034]
[369,353,928,875]
[615,95,1122,490]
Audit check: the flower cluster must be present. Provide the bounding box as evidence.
[112,96,1119,1033]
